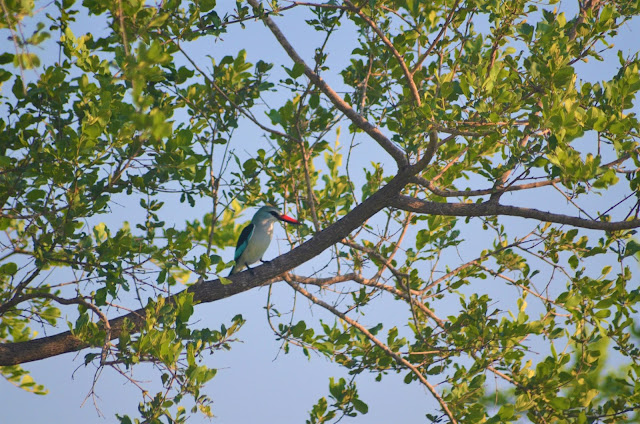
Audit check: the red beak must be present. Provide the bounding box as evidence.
[278,213,301,225]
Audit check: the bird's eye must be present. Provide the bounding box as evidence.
[270,211,279,218]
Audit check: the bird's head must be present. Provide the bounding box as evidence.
[254,205,302,225]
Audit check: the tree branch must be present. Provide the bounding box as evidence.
[391,195,640,231]
[413,149,638,198]
[413,175,560,198]
[0,157,430,366]
[246,0,409,168]
[286,280,457,424]
[411,0,461,75]
[342,0,422,106]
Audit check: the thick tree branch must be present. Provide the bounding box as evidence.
[391,195,640,231]
[6,150,631,365]
[0,159,433,366]
[2,1,446,368]
[246,0,409,168]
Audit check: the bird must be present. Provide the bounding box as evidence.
[228,206,301,276]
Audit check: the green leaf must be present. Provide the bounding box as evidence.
[0,52,14,64]
[599,4,614,24]
[625,240,640,258]
[352,398,369,414]
[498,404,515,420]
[26,189,47,202]
[290,62,306,78]
[553,66,574,86]
[0,262,18,275]
[550,397,570,410]
[568,255,579,269]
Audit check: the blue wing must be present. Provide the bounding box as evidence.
[234,223,255,262]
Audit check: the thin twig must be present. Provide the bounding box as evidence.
[286,280,457,423]
[117,0,129,56]
[343,0,421,106]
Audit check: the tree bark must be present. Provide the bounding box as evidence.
[0,163,422,366]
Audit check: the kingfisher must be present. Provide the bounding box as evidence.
[228,206,301,275]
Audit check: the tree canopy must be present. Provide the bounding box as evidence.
[1,0,640,422]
